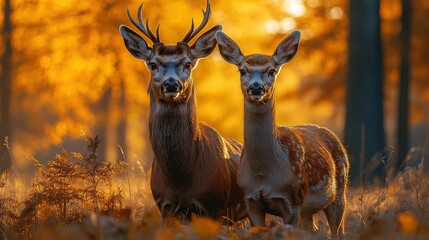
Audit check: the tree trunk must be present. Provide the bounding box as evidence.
[117,78,127,162]
[104,78,126,163]
[345,0,386,184]
[94,86,111,162]
[396,0,411,172]
[0,0,12,141]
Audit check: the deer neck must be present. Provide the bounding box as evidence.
[149,84,200,184]
[243,98,280,170]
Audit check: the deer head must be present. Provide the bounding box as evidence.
[119,0,221,102]
[216,31,300,104]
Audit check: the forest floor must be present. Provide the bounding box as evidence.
[2,167,427,240]
[49,172,429,239]
[1,137,429,239]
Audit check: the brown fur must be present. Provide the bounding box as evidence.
[120,5,246,221]
[154,44,186,56]
[148,85,246,221]
[243,54,271,65]
[239,72,349,237]
[216,30,349,237]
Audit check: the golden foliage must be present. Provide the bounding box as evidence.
[3,0,427,168]
[26,136,127,224]
[6,0,352,164]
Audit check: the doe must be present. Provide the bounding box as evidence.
[216,30,349,236]
[119,1,246,222]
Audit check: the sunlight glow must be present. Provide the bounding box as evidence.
[380,0,402,20]
[280,18,297,33]
[283,0,307,17]
[265,20,281,34]
[301,29,314,40]
[307,0,321,8]
[327,7,344,20]
[265,18,297,34]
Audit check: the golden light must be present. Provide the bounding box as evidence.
[280,18,297,33]
[283,0,307,17]
[307,0,321,8]
[8,0,353,171]
[39,56,52,69]
[327,7,344,20]
[380,0,401,21]
[301,29,315,40]
[264,18,297,34]
[265,20,281,34]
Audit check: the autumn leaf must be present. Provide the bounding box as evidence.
[190,215,222,239]
[249,225,269,234]
[154,228,174,240]
[386,184,396,195]
[397,211,419,234]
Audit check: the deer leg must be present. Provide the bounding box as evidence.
[246,199,266,226]
[158,201,176,222]
[285,205,300,227]
[323,197,346,238]
[301,214,318,232]
[189,200,209,219]
[270,197,300,227]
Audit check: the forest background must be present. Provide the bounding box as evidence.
[1,0,429,211]
[1,0,429,239]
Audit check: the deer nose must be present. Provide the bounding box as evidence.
[248,83,266,95]
[162,79,181,92]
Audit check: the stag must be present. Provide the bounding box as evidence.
[216,30,349,237]
[119,1,246,221]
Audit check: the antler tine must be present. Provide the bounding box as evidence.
[144,19,159,43]
[127,3,160,44]
[181,19,195,44]
[126,5,148,38]
[180,0,211,44]
[137,3,144,25]
[156,24,160,42]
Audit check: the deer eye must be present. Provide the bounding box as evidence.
[239,69,246,77]
[268,69,276,77]
[148,62,157,70]
[185,62,192,69]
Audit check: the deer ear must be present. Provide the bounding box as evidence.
[215,31,244,65]
[119,25,152,60]
[190,25,222,59]
[272,31,300,66]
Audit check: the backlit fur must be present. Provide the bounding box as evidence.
[120,10,246,221]
[216,31,349,237]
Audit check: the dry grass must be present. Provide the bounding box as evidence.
[1,137,429,239]
[345,165,429,239]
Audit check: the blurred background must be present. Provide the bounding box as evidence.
[0,0,428,184]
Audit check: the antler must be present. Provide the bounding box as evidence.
[180,0,211,44]
[127,3,161,45]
